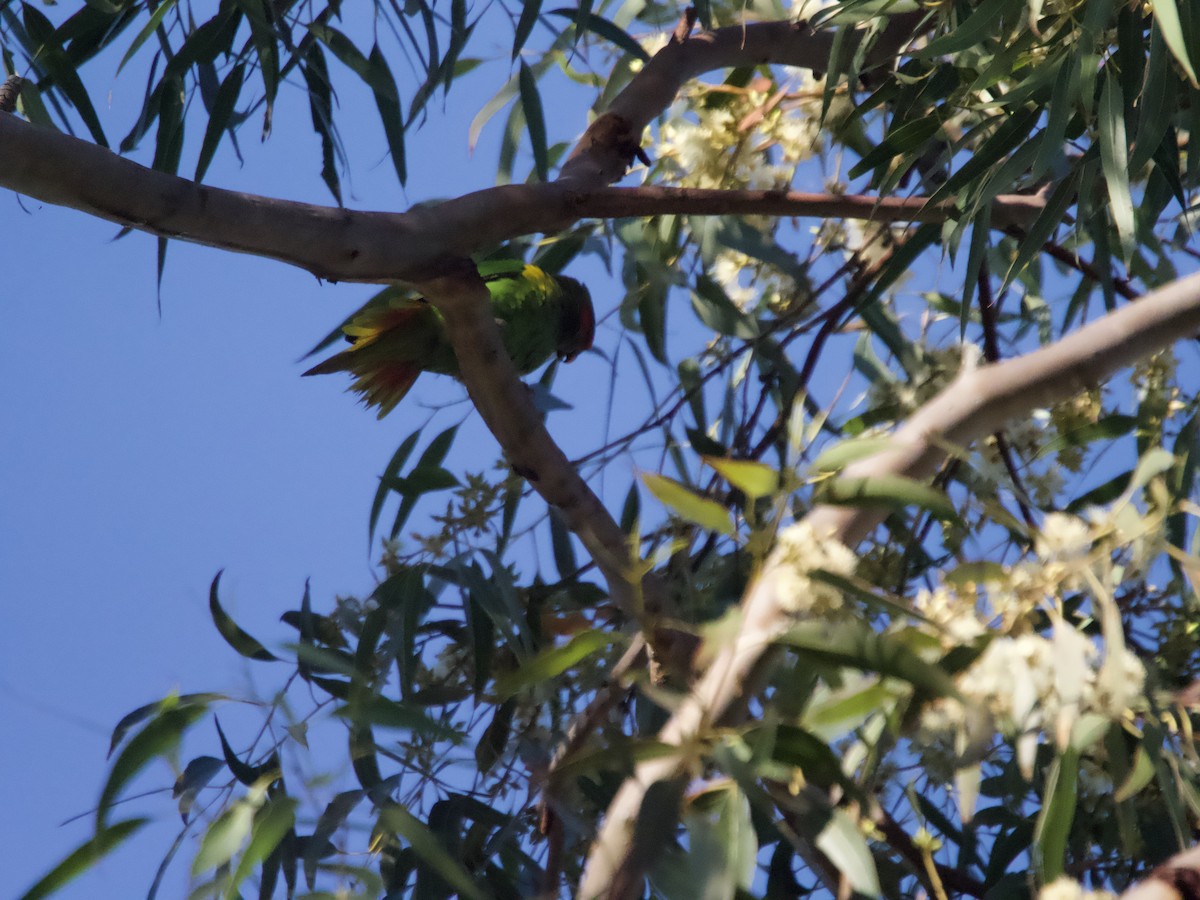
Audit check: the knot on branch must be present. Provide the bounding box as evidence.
[563,112,650,185]
[0,75,23,114]
[1151,867,1200,900]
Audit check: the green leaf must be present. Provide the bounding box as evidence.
[811,436,895,473]
[369,428,422,545]
[512,0,543,60]
[228,794,298,892]
[548,508,578,580]
[1034,747,1080,882]
[1098,72,1135,262]
[390,426,459,539]
[817,475,958,519]
[108,692,224,757]
[116,0,176,74]
[1126,447,1177,494]
[475,699,515,774]
[215,716,278,786]
[368,46,407,186]
[334,696,462,741]
[495,629,617,698]
[690,276,759,339]
[301,44,343,204]
[376,804,487,900]
[1001,168,1080,291]
[194,62,244,183]
[1150,0,1199,86]
[99,701,208,828]
[18,819,148,900]
[306,791,365,886]
[193,796,256,875]
[913,0,1010,57]
[547,8,650,61]
[641,472,733,534]
[703,457,779,500]
[681,783,758,898]
[173,756,225,822]
[1115,746,1156,801]
[208,571,278,662]
[847,116,940,181]
[468,72,519,152]
[518,61,549,181]
[928,107,1039,207]
[21,3,109,146]
[816,808,881,898]
[778,621,963,700]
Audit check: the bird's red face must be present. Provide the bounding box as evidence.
[556,276,595,363]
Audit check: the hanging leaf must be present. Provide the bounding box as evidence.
[518,60,549,181]
[641,472,734,534]
[703,457,779,500]
[208,571,278,662]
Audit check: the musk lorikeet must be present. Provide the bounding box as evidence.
[304,263,595,417]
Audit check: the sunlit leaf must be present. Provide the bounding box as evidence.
[703,457,779,500]
[641,472,734,534]
[816,808,881,898]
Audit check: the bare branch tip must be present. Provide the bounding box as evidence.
[673,7,698,43]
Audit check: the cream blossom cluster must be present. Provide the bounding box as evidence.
[772,521,858,615]
[915,509,1151,782]
[1037,878,1117,900]
[650,69,832,311]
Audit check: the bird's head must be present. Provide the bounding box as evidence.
[555,275,595,363]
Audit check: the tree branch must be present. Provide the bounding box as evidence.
[579,269,1200,896]
[1123,843,1200,899]
[410,268,695,681]
[2,113,1041,282]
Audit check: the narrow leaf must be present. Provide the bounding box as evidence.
[209,571,278,662]
[1151,0,1199,86]
[18,819,148,900]
[517,61,548,181]
[1098,73,1135,262]
[642,472,734,534]
[703,457,779,500]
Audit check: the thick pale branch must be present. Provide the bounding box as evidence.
[1122,843,1200,898]
[579,270,1200,897]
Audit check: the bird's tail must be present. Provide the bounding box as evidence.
[303,304,427,417]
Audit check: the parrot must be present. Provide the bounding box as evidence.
[303,263,595,417]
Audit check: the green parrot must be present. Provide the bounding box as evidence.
[304,264,595,417]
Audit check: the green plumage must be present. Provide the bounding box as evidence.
[304,264,594,417]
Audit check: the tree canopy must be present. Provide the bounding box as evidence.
[6,0,1200,897]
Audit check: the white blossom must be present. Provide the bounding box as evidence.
[772,522,857,615]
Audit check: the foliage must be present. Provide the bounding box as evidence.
[7,0,1200,896]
